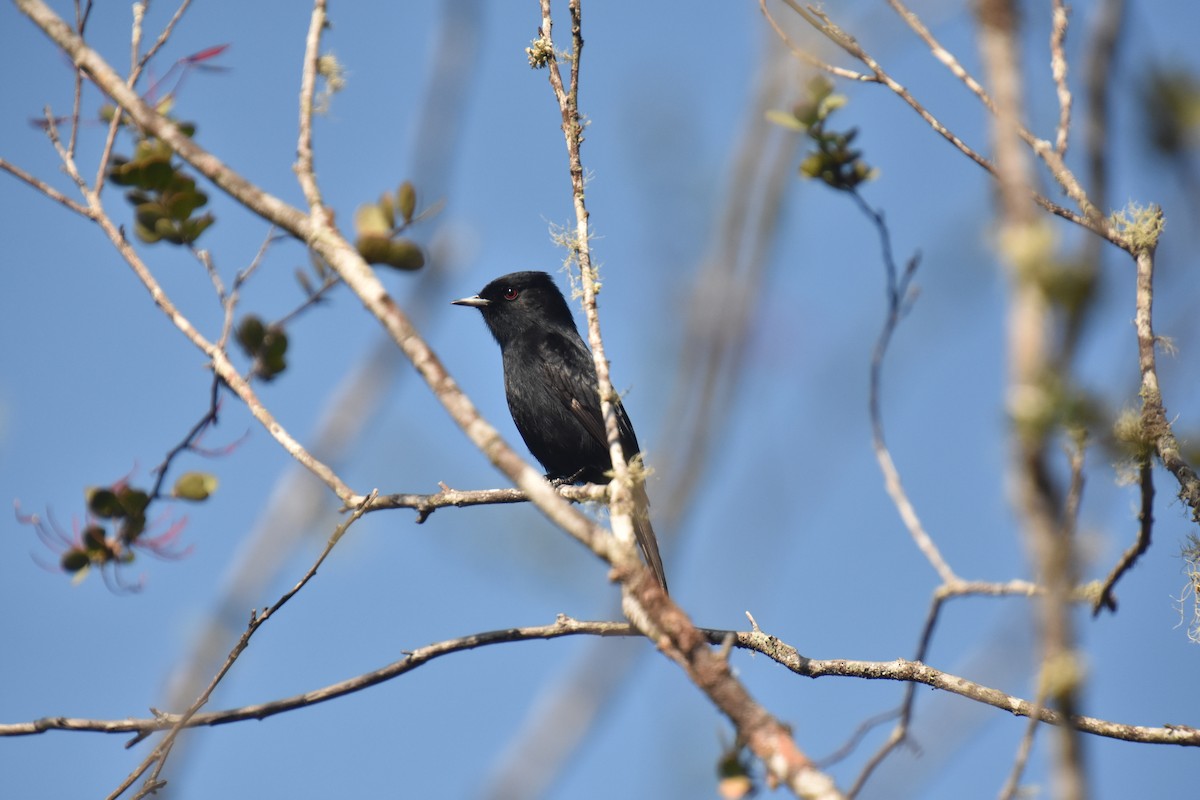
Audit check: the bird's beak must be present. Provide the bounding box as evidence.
[452,295,490,308]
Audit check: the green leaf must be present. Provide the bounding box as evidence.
[173,471,219,501]
[163,186,208,221]
[806,75,834,102]
[180,213,214,243]
[822,93,848,114]
[355,203,392,238]
[236,315,266,355]
[87,488,124,519]
[135,202,166,230]
[765,109,807,131]
[262,328,288,360]
[133,222,162,244]
[378,192,396,229]
[81,525,108,553]
[296,268,315,297]
[355,234,393,266]
[61,549,90,573]
[118,513,146,544]
[138,156,177,191]
[397,180,417,224]
[259,351,287,380]
[358,237,425,271]
[117,487,151,516]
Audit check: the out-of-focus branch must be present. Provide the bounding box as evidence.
[1082,0,1124,229]
[976,1,1088,798]
[758,0,872,82]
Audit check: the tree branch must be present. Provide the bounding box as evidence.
[5,617,1195,749]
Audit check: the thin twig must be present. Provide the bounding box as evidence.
[886,0,994,110]
[271,274,341,328]
[850,188,956,584]
[136,0,194,73]
[66,0,92,159]
[782,0,1112,243]
[998,677,1049,800]
[145,389,223,502]
[1094,461,1153,614]
[816,707,902,768]
[758,0,874,83]
[0,157,93,217]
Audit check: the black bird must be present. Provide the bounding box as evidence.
[453,271,668,592]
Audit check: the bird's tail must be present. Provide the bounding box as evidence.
[631,482,668,593]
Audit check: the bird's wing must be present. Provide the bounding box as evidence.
[541,332,667,591]
[540,331,641,456]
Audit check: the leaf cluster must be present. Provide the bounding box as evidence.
[108,119,214,245]
[768,76,877,191]
[354,180,426,271]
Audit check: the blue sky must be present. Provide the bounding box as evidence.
[2,1,1199,798]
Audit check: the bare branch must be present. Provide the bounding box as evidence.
[1133,244,1200,519]
[1094,461,1153,614]
[1049,0,1072,156]
[757,0,874,82]
[295,0,327,212]
[366,482,608,521]
[998,677,1049,800]
[136,0,194,73]
[0,156,93,217]
[5,618,1196,750]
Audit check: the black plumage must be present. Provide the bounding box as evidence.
[453,271,668,592]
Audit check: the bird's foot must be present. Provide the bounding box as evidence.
[548,468,587,487]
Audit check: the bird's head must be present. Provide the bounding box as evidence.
[452,271,577,346]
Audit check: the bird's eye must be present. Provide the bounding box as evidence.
[503,287,519,301]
